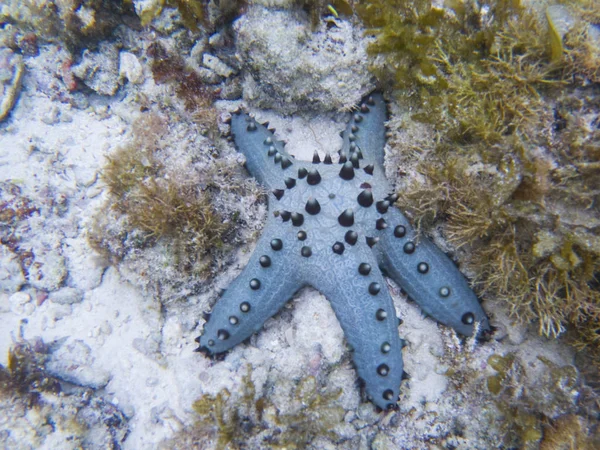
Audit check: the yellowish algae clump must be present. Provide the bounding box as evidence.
[357,0,600,364]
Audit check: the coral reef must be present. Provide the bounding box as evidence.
[71,41,120,96]
[1,0,598,448]
[0,182,73,294]
[0,181,75,294]
[233,6,372,113]
[0,182,39,249]
[0,0,139,51]
[357,0,600,364]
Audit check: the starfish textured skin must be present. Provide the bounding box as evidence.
[196,93,490,409]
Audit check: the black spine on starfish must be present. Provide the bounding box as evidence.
[284,177,296,189]
[307,169,321,185]
[291,212,304,226]
[305,197,321,215]
[357,190,374,207]
[339,161,355,180]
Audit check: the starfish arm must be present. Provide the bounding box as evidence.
[377,208,491,336]
[230,110,298,190]
[197,223,305,355]
[308,245,404,410]
[340,92,387,168]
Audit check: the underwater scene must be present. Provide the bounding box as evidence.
[0,1,599,448]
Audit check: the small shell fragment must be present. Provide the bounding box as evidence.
[0,48,25,122]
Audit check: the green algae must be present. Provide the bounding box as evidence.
[487,353,515,395]
[357,0,600,363]
[89,113,233,279]
[0,0,139,52]
[295,0,354,28]
[0,340,61,405]
[540,414,598,449]
[146,41,219,135]
[161,366,345,449]
[485,352,598,448]
[270,375,345,448]
[140,0,246,31]
[140,0,208,31]
[1,339,130,448]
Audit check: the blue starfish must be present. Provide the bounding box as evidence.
[196,93,490,410]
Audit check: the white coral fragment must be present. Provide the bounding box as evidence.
[0,47,24,122]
